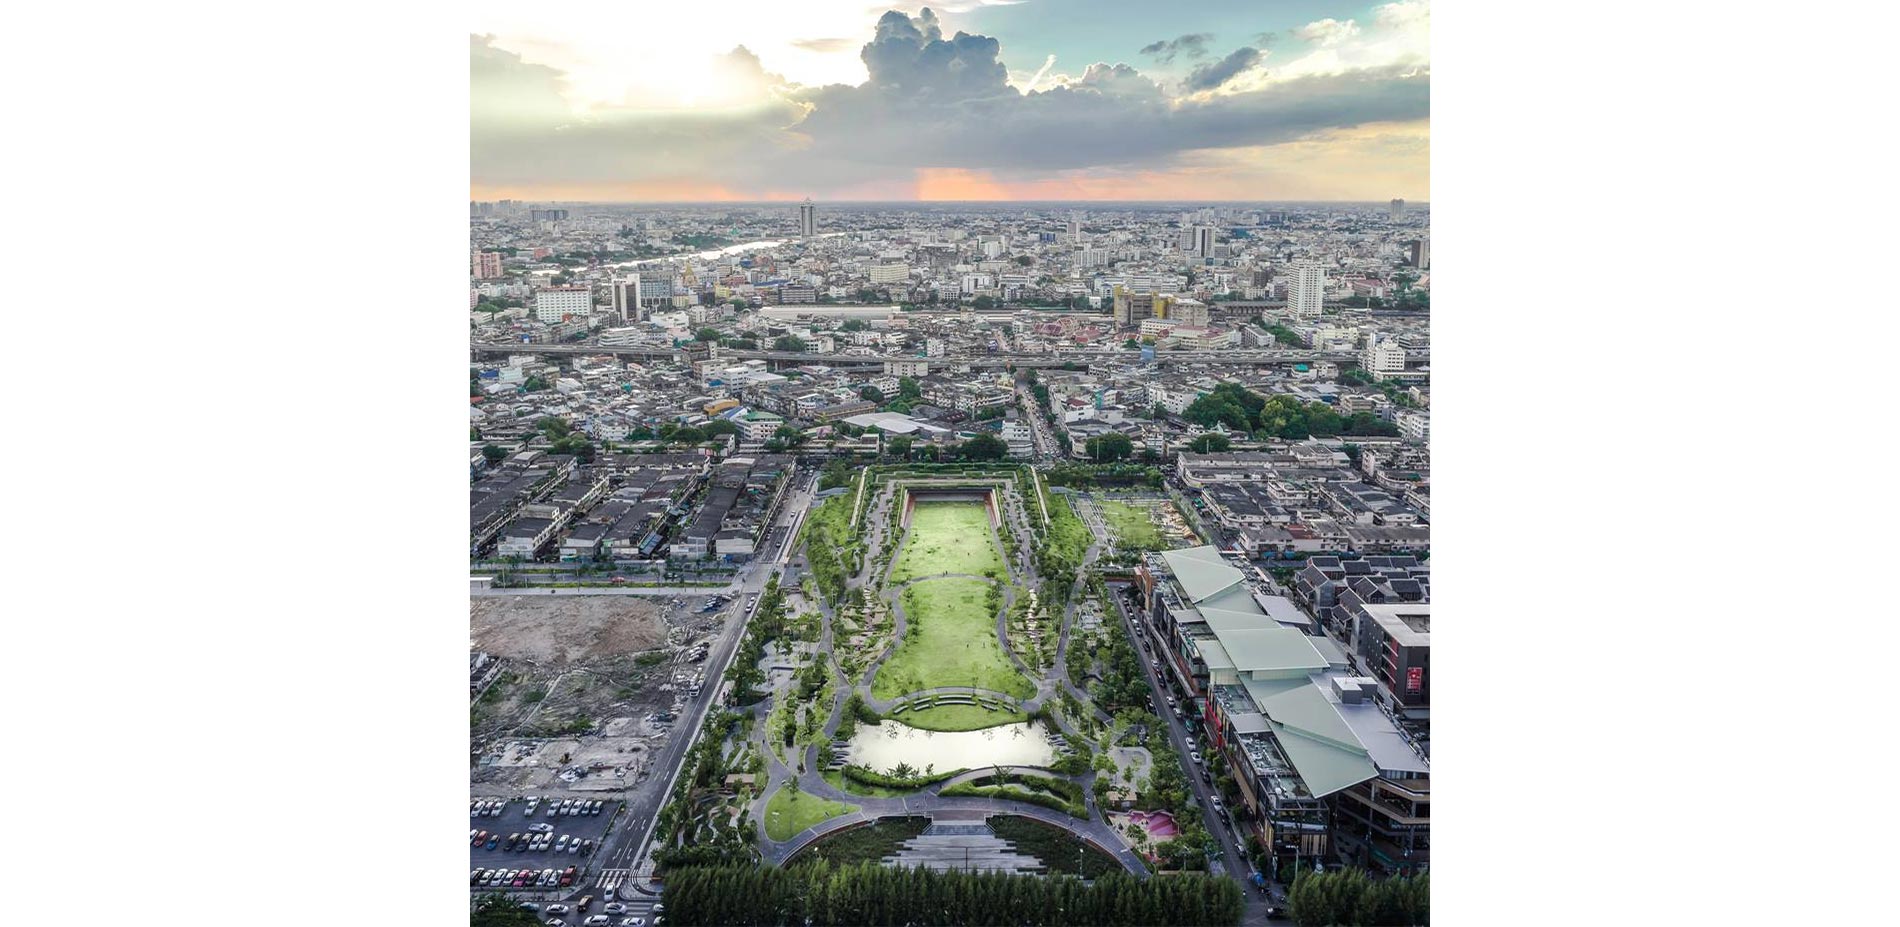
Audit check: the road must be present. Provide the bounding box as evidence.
[1014,382,1060,462]
[1107,580,1278,925]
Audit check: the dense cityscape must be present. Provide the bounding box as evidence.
[469,199,1431,927]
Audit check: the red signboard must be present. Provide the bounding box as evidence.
[1406,666,1423,692]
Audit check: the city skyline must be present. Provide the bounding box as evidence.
[471,0,1430,203]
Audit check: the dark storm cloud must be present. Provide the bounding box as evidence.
[1182,46,1264,92]
[1137,33,1213,64]
[470,8,1429,192]
[859,8,1010,99]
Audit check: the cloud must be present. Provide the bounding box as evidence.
[1138,33,1213,65]
[470,6,1431,198]
[1294,19,1362,47]
[790,37,856,53]
[1182,46,1264,92]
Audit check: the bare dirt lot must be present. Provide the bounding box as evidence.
[471,594,724,797]
[470,596,667,666]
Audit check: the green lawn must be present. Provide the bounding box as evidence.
[873,577,1034,700]
[902,702,1029,732]
[1101,500,1163,551]
[890,502,1005,583]
[1043,495,1093,573]
[764,786,857,842]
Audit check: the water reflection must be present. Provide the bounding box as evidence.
[847,720,1056,774]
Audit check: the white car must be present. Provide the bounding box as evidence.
[544,904,570,915]
[529,823,555,834]
[584,917,612,926]
[1191,751,1203,764]
[603,903,628,915]
[619,918,645,926]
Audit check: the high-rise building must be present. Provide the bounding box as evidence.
[529,208,570,222]
[471,250,504,279]
[1389,198,1406,219]
[798,198,816,237]
[1289,260,1326,319]
[1112,286,1157,327]
[1069,210,1083,243]
[1193,226,1217,259]
[1363,334,1408,375]
[638,271,674,307]
[610,278,644,323]
[533,286,593,324]
[1407,239,1431,270]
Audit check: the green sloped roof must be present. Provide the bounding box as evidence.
[1220,627,1330,676]
[1271,722,1380,798]
[1160,546,1243,603]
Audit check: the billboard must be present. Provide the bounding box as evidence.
[1406,665,1423,692]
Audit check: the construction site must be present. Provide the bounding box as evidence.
[469,594,725,797]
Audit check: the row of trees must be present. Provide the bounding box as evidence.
[1184,383,1400,440]
[1286,868,1429,926]
[660,861,1244,926]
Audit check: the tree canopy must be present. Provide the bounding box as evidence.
[1085,432,1135,462]
[1183,383,1398,440]
[1187,433,1232,453]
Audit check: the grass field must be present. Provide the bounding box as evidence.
[873,577,1034,700]
[889,501,1005,583]
[1101,500,1163,551]
[1043,494,1093,574]
[901,702,1029,732]
[764,786,857,842]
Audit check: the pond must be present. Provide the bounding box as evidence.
[845,720,1056,774]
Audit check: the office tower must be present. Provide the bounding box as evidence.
[798,198,816,237]
[1193,226,1217,259]
[1390,198,1406,219]
[610,278,644,323]
[533,286,592,324]
[1112,286,1156,327]
[471,250,504,279]
[1289,260,1326,319]
[638,271,674,307]
[1407,239,1431,270]
[1069,210,1083,243]
[529,208,569,222]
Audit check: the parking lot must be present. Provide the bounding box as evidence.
[470,796,622,890]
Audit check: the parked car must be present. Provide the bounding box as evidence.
[485,835,501,850]
[618,918,645,926]
[584,917,611,926]
[1191,751,1203,764]
[545,904,569,915]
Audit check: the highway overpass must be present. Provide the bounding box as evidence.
[470,342,1376,368]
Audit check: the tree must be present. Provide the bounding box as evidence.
[1123,338,1141,349]
[887,436,912,460]
[859,384,884,403]
[671,426,707,444]
[840,318,870,332]
[959,433,1008,461]
[1014,255,1033,266]
[774,425,808,447]
[1187,433,1231,453]
[972,295,996,310]
[522,375,549,392]
[481,444,508,464]
[701,419,741,437]
[897,377,923,400]
[1085,432,1135,462]
[772,335,808,352]
[470,892,542,926]
[696,327,722,342]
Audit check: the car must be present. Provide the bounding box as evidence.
[546,920,567,927]
[506,833,522,850]
[470,869,483,886]
[1264,905,1289,920]
[589,800,603,815]
[470,828,480,840]
[555,835,569,850]
[490,800,506,817]
[568,839,582,854]
[619,918,645,926]
[529,822,555,834]
[485,835,501,850]
[1191,751,1203,764]
[1211,797,1225,813]
[545,904,570,915]
[560,866,577,887]
[584,917,612,926]
[473,830,489,846]
[577,895,594,911]
[603,903,628,915]
[543,868,558,886]
[560,799,575,815]
[582,839,596,854]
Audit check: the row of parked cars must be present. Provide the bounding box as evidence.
[473,865,577,889]
[469,797,609,819]
[471,827,596,855]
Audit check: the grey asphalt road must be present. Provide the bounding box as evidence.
[1107,581,1274,925]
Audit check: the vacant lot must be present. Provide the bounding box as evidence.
[470,596,666,667]
[890,502,1004,583]
[874,578,1033,700]
[1101,500,1163,551]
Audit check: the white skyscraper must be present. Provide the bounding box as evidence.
[610,278,644,323]
[1289,260,1326,319]
[798,198,816,237]
[1069,210,1083,243]
[1193,226,1217,259]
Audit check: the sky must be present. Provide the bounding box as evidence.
[469,0,1429,202]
